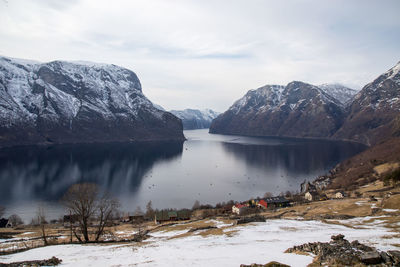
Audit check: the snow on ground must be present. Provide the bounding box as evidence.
[205,219,233,228]
[382,209,398,212]
[1,218,399,267]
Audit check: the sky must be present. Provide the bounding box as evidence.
[0,0,399,112]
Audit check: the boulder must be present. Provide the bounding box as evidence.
[388,250,400,265]
[359,251,382,265]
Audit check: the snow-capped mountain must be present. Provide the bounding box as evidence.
[334,61,400,145]
[170,108,220,130]
[0,56,184,147]
[318,83,358,105]
[210,82,345,138]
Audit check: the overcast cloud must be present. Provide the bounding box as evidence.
[1,0,399,111]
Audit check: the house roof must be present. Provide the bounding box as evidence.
[234,203,247,209]
[262,196,289,204]
[155,211,170,221]
[168,211,177,217]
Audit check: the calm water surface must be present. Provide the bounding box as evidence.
[0,129,366,222]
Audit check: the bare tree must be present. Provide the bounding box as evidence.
[192,200,200,210]
[0,206,5,218]
[62,183,119,243]
[8,214,23,226]
[145,201,154,219]
[94,193,119,242]
[134,206,143,216]
[37,207,48,245]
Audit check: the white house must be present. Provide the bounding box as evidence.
[335,191,346,199]
[232,203,248,215]
[305,191,319,201]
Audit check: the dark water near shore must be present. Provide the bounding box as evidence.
[0,129,367,222]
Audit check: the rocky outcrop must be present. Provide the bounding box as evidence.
[210,82,345,139]
[240,262,290,267]
[334,61,400,146]
[285,234,399,266]
[0,256,62,266]
[0,56,184,147]
[170,108,220,130]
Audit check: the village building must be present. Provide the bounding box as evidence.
[305,191,320,201]
[232,203,248,215]
[155,209,191,223]
[257,196,290,209]
[335,191,347,199]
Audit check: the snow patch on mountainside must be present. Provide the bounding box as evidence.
[229,85,285,114]
[0,56,163,124]
[318,83,358,105]
[0,56,184,145]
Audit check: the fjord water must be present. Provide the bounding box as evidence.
[0,129,366,222]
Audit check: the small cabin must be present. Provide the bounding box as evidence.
[232,203,248,215]
[258,196,290,209]
[335,191,347,199]
[305,191,319,201]
[155,210,191,223]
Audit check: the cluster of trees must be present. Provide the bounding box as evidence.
[383,168,400,186]
[0,206,24,226]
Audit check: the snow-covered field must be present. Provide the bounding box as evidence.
[1,218,399,266]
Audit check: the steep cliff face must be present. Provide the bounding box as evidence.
[170,109,220,130]
[210,82,345,138]
[0,56,184,147]
[334,62,400,145]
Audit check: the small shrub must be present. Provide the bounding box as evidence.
[383,168,400,186]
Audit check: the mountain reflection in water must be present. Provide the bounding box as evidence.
[0,130,366,222]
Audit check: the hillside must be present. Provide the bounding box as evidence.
[210,82,345,138]
[334,61,400,146]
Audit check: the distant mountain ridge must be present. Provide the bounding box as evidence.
[210,61,400,145]
[170,108,220,130]
[210,82,345,138]
[318,83,358,105]
[0,56,184,147]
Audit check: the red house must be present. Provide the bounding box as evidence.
[258,199,268,209]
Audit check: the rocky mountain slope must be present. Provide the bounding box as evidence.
[170,108,220,130]
[0,56,184,147]
[318,83,358,105]
[334,62,400,146]
[209,82,345,138]
[210,61,400,145]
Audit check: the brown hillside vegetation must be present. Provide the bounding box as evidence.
[328,137,400,189]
